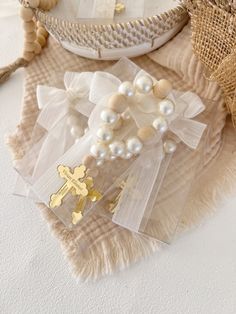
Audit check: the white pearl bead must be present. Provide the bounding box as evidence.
[135,75,153,94]
[96,159,104,167]
[100,109,118,124]
[158,99,175,116]
[70,125,83,138]
[96,126,113,143]
[109,141,125,157]
[163,139,177,154]
[122,151,133,160]
[118,81,135,97]
[90,143,108,159]
[109,155,117,161]
[67,115,78,126]
[152,116,168,133]
[121,109,131,120]
[126,137,143,155]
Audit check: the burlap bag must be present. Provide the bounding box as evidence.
[7,24,236,280]
[185,0,236,123]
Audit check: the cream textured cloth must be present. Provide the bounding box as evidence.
[7,24,236,280]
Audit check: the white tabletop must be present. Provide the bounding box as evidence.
[1,13,236,314]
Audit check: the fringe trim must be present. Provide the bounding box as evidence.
[40,206,160,281]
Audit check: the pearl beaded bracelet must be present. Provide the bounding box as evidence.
[82,75,177,177]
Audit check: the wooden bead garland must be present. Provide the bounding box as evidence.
[20,0,58,61]
[0,1,59,84]
[23,21,35,32]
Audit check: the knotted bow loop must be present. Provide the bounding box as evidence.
[179,91,205,118]
[168,91,207,149]
[89,72,121,104]
[36,72,95,131]
[37,85,69,131]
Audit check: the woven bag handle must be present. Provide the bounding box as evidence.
[0,0,58,84]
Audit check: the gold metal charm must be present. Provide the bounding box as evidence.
[71,176,102,225]
[107,180,126,214]
[71,211,83,225]
[107,177,141,214]
[49,165,88,209]
[115,3,125,14]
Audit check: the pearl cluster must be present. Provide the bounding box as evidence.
[82,75,177,177]
[90,93,143,164]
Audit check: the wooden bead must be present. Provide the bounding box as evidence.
[153,79,172,99]
[23,21,35,32]
[25,31,36,42]
[87,168,99,178]
[37,27,48,38]
[28,0,40,8]
[137,126,156,143]
[38,0,47,9]
[39,0,52,10]
[23,51,35,61]
[34,41,42,54]
[20,7,34,22]
[37,34,46,47]
[50,0,59,9]
[108,94,127,113]
[36,21,43,28]
[82,155,96,169]
[24,42,36,52]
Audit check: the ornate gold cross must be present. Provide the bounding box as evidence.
[49,165,88,209]
[71,177,102,225]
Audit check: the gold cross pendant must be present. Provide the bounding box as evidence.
[49,164,102,226]
[71,177,102,225]
[49,165,89,209]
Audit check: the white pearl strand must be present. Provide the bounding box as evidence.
[87,75,178,174]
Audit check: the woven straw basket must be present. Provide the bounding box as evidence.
[33,1,188,60]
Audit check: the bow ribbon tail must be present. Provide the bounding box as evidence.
[169,118,207,150]
[37,85,69,131]
[112,144,168,233]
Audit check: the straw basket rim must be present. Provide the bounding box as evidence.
[26,1,188,58]
[34,2,187,31]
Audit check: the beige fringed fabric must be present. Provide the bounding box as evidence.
[7,24,236,280]
[185,0,236,124]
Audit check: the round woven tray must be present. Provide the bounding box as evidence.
[33,2,188,60]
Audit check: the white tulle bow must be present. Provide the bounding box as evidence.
[37,72,94,131]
